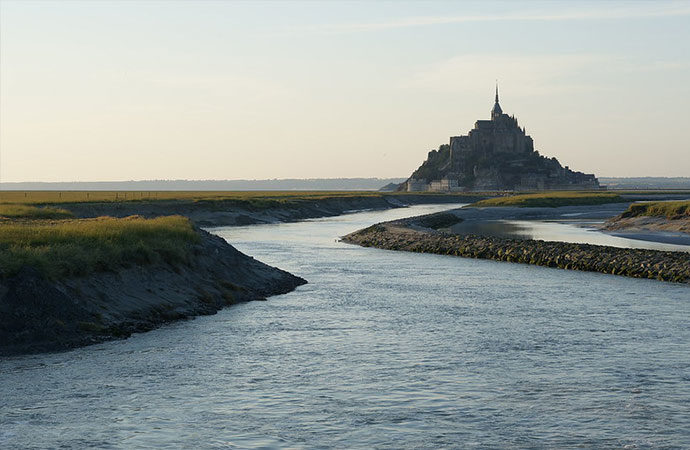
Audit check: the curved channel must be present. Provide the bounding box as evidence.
[1,204,688,448]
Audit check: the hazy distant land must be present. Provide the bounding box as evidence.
[2,177,690,192]
[0,178,407,192]
[598,177,690,190]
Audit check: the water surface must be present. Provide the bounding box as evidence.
[449,219,690,252]
[1,204,688,448]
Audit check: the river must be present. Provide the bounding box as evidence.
[1,204,689,448]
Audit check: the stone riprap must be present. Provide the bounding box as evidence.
[343,223,690,284]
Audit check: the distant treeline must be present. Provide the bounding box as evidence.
[0,178,407,192]
[600,177,690,190]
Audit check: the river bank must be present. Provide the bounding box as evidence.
[0,193,477,356]
[342,208,690,284]
[0,227,305,356]
[55,193,484,227]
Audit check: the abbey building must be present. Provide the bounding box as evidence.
[404,86,600,192]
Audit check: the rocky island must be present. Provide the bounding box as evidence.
[402,86,600,192]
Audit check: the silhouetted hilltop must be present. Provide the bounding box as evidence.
[403,87,599,192]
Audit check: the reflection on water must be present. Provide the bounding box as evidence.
[449,219,690,252]
[450,220,525,238]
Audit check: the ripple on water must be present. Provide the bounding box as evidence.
[1,204,689,448]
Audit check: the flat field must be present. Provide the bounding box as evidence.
[0,190,495,206]
[470,191,625,208]
[0,190,397,205]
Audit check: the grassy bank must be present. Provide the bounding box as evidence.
[622,200,690,219]
[0,215,198,279]
[470,191,624,208]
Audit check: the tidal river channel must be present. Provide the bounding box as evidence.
[1,204,689,448]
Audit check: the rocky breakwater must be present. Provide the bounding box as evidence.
[342,214,690,284]
[0,228,306,356]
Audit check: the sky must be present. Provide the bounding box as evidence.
[1,0,689,182]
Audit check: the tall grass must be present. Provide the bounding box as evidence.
[0,215,199,279]
[623,201,690,219]
[0,204,73,219]
[470,192,624,208]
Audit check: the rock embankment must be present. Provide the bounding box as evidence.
[0,229,306,356]
[343,223,690,284]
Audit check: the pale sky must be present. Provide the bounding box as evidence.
[1,0,689,182]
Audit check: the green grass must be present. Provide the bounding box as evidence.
[0,204,73,219]
[622,200,690,219]
[0,215,199,279]
[469,191,625,208]
[0,190,484,206]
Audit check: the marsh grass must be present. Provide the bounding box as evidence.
[0,190,485,206]
[0,215,198,279]
[470,191,624,208]
[0,204,73,219]
[623,200,690,219]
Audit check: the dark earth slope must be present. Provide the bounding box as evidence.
[0,229,306,356]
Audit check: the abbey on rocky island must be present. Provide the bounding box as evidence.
[404,86,600,191]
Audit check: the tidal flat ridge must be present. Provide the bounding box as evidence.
[343,216,690,284]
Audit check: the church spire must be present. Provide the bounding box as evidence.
[491,81,502,120]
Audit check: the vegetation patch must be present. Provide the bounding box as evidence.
[0,190,486,206]
[469,191,624,208]
[0,204,73,219]
[621,201,690,219]
[0,215,198,279]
